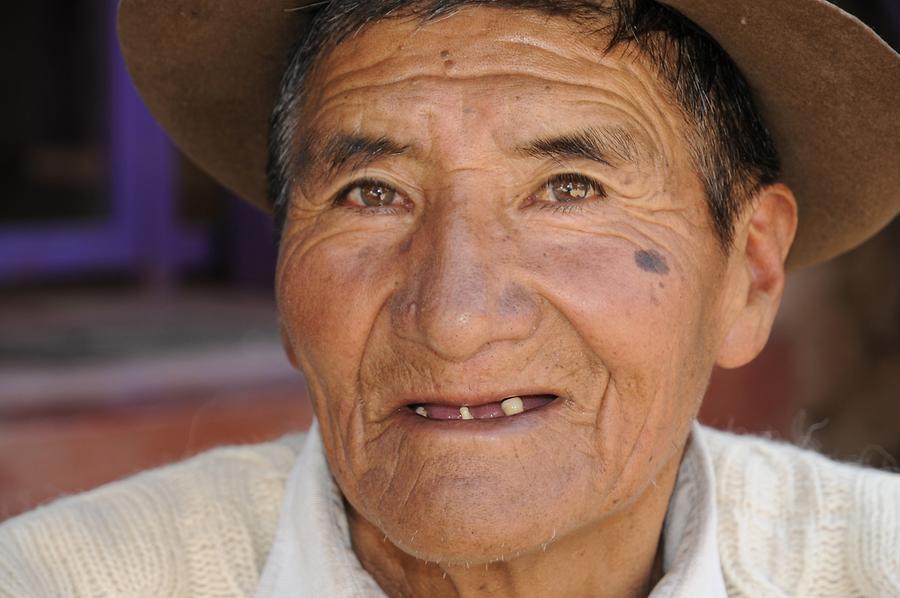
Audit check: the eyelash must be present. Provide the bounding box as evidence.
[536,173,607,214]
[331,173,608,214]
[331,178,409,214]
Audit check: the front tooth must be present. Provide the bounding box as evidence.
[459,406,474,420]
[501,397,524,416]
[415,406,429,418]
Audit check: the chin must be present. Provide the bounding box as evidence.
[358,474,588,565]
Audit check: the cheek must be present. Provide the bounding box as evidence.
[526,236,710,430]
[277,231,400,392]
[524,236,712,495]
[532,239,701,363]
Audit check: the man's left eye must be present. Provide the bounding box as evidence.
[542,174,607,203]
[342,180,399,207]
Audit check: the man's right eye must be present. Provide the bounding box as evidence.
[337,180,401,208]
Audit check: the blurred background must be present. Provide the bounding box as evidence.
[0,0,897,522]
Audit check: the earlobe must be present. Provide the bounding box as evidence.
[716,183,798,369]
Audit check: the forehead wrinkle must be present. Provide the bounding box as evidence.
[315,66,671,124]
[319,58,595,102]
[302,8,689,172]
[318,7,617,86]
[562,72,679,170]
[304,52,679,181]
[312,78,669,166]
[599,53,692,166]
[312,22,667,103]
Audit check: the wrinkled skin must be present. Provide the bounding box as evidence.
[277,8,797,597]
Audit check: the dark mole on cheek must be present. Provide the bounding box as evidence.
[440,49,450,59]
[634,249,670,275]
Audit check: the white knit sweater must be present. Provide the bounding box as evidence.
[1,426,897,597]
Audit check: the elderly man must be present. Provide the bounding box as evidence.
[1,0,898,596]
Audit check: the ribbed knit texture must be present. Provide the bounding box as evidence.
[703,428,900,597]
[0,436,303,597]
[1,426,897,597]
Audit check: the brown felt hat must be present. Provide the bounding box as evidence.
[117,0,900,268]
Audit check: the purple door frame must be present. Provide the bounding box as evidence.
[0,0,209,287]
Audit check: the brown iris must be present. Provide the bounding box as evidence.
[548,174,604,203]
[358,182,397,207]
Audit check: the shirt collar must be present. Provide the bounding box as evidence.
[256,421,727,598]
[651,423,728,597]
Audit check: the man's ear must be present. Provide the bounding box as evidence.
[279,321,300,370]
[717,183,798,369]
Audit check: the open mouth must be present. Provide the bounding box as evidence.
[407,394,558,420]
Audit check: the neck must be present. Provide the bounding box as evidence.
[348,456,680,598]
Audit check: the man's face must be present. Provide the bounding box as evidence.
[278,8,740,562]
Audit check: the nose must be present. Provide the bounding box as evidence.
[392,205,541,362]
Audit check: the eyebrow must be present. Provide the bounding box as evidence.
[300,132,412,178]
[296,126,646,181]
[517,126,645,167]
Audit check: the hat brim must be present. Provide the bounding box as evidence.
[118,0,900,268]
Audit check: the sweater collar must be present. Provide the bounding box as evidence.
[256,421,726,597]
